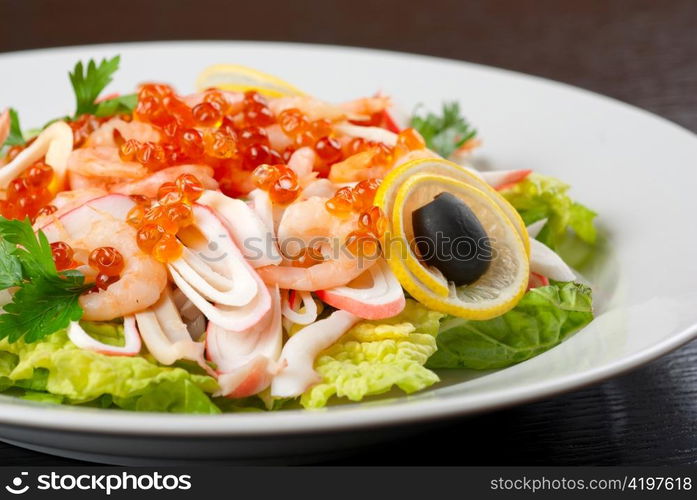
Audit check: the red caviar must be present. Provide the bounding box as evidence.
[50,241,75,271]
[192,102,222,127]
[345,230,380,257]
[325,178,381,216]
[358,205,388,238]
[157,182,183,205]
[136,224,166,254]
[176,173,204,202]
[251,164,299,204]
[130,174,204,263]
[1,161,55,221]
[126,205,146,228]
[88,247,125,277]
[325,179,386,252]
[152,233,182,263]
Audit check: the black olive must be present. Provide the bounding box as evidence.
[412,192,492,286]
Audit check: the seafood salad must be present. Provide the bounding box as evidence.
[0,57,597,413]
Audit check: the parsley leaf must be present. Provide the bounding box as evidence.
[94,93,137,117]
[3,108,25,147]
[0,218,92,343]
[0,277,86,343]
[0,218,56,279]
[410,102,477,158]
[69,55,121,117]
[0,239,23,289]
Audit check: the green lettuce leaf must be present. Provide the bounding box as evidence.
[427,282,593,370]
[0,331,220,414]
[301,300,444,409]
[501,173,597,249]
[79,320,125,347]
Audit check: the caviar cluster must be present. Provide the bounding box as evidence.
[0,162,55,221]
[330,128,426,183]
[277,108,343,176]
[122,86,292,196]
[127,173,204,263]
[124,84,360,197]
[50,242,124,292]
[0,113,121,222]
[251,164,300,204]
[325,179,388,256]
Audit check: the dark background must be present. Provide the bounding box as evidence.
[0,0,696,465]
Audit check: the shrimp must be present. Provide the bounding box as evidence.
[260,196,378,290]
[110,165,218,197]
[335,122,397,146]
[265,123,293,151]
[0,109,9,147]
[68,146,147,181]
[52,188,107,211]
[85,118,161,148]
[287,147,317,184]
[269,96,347,122]
[71,218,167,321]
[328,150,388,183]
[339,96,391,118]
[277,196,358,257]
[256,251,378,291]
[393,148,439,167]
[33,188,107,228]
[299,178,337,200]
[67,171,111,191]
[329,148,439,184]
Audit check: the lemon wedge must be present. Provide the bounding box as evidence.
[195,64,306,97]
[379,173,529,320]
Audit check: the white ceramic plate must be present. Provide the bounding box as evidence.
[1,42,696,465]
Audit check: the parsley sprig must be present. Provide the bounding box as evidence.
[410,102,477,158]
[68,55,136,119]
[0,218,92,343]
[69,55,121,117]
[2,109,25,148]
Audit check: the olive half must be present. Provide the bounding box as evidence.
[412,192,492,286]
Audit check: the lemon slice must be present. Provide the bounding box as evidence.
[383,174,529,320]
[196,64,306,97]
[376,157,529,297]
[376,157,529,254]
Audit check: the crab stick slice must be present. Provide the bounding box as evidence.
[281,289,318,325]
[271,310,360,398]
[479,169,532,191]
[207,286,283,398]
[168,204,271,331]
[198,190,282,268]
[67,317,141,357]
[316,259,405,320]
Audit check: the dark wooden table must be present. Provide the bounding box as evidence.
[0,0,696,465]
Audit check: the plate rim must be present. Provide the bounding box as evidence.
[0,40,696,437]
